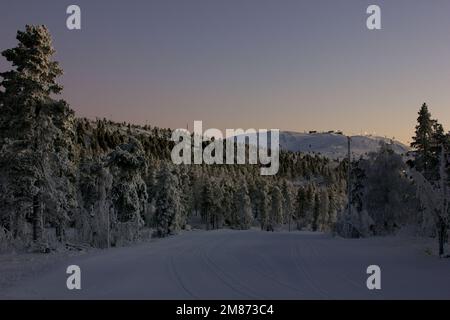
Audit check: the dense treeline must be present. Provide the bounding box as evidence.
[0,26,448,256]
[0,26,347,252]
[338,103,450,256]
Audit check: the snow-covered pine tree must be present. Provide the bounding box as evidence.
[77,162,113,248]
[0,25,75,250]
[154,163,181,237]
[409,147,449,257]
[281,180,293,231]
[208,179,223,229]
[305,185,315,229]
[234,183,253,229]
[317,188,329,231]
[312,192,320,231]
[107,138,148,243]
[254,179,269,230]
[363,142,417,234]
[327,187,339,232]
[411,103,443,181]
[200,177,216,230]
[294,187,307,230]
[411,104,433,171]
[269,185,283,231]
[437,146,449,256]
[222,178,236,226]
[177,165,193,229]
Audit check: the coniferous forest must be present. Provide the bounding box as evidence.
[0,25,449,258]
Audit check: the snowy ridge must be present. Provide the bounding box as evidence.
[233,131,409,159]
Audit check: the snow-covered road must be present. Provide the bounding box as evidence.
[2,230,450,299]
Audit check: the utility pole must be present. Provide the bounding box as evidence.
[439,145,448,257]
[347,136,352,218]
[107,205,111,249]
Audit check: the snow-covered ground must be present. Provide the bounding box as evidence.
[279,131,409,159]
[1,229,449,299]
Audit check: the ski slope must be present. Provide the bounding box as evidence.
[279,132,409,159]
[232,131,409,159]
[1,230,449,299]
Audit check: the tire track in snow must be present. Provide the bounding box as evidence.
[253,251,308,297]
[290,236,330,299]
[306,238,367,293]
[199,233,263,299]
[222,234,302,299]
[167,255,198,299]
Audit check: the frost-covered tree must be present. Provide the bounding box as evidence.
[0,25,74,249]
[410,103,445,181]
[77,162,113,248]
[281,180,294,231]
[294,187,307,230]
[200,177,214,229]
[108,139,148,222]
[317,188,329,231]
[327,188,339,231]
[253,179,269,230]
[269,186,283,231]
[410,147,449,256]
[214,177,232,228]
[208,179,224,229]
[154,163,181,237]
[295,185,315,230]
[0,25,63,126]
[411,104,434,175]
[177,165,193,229]
[234,183,253,229]
[199,176,224,230]
[312,193,320,231]
[338,142,417,238]
[363,142,417,234]
[107,138,148,242]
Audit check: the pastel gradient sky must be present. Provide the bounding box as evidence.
[1,0,450,144]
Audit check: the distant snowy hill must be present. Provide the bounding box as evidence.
[278,132,409,159]
[232,131,409,159]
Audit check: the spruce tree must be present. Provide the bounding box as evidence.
[312,193,320,231]
[235,183,253,229]
[1,25,63,138]
[305,186,315,229]
[281,180,293,231]
[208,179,223,229]
[327,188,338,231]
[411,103,435,179]
[154,164,181,237]
[295,187,307,230]
[0,25,71,247]
[255,179,269,230]
[200,178,215,230]
[317,189,329,231]
[270,186,283,231]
